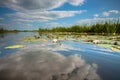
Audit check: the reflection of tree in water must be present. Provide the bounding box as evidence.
[0,44,101,80]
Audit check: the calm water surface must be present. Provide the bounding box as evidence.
[0,32,120,80]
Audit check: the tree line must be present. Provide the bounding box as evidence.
[0,28,37,33]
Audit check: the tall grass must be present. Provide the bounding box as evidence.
[38,20,120,35]
[0,20,120,35]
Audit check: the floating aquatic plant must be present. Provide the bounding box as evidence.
[5,45,24,49]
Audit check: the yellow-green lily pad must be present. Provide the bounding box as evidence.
[21,37,40,42]
[5,45,24,49]
[111,47,120,52]
[98,44,120,52]
[111,45,120,52]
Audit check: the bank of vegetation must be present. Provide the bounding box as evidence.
[0,28,37,33]
[1,20,120,35]
[39,20,120,35]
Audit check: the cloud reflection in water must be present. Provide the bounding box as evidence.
[0,44,101,80]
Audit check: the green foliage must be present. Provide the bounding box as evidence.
[38,20,120,35]
[0,28,38,33]
[0,28,20,33]
[0,28,8,33]
[0,19,120,35]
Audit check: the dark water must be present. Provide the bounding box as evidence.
[0,32,120,80]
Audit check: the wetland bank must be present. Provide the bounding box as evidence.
[0,29,120,80]
[0,21,120,80]
[0,0,120,79]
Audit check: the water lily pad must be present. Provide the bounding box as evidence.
[21,37,40,42]
[111,46,120,52]
[5,45,24,49]
[97,44,112,49]
[111,47,120,52]
[98,44,120,52]
[24,39,39,42]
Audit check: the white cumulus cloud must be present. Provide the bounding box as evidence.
[44,22,61,28]
[0,0,66,11]
[103,12,110,17]
[0,0,86,29]
[8,10,86,22]
[77,17,119,25]
[0,0,85,11]
[68,0,84,6]
[109,10,119,14]
[94,14,99,18]
[103,10,119,17]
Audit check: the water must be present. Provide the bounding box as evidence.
[0,32,120,80]
[0,32,39,56]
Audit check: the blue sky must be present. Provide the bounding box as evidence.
[0,0,120,30]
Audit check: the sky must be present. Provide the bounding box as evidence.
[0,0,120,30]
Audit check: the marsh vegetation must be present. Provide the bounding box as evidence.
[38,20,120,35]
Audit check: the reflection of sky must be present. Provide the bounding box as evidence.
[0,33,120,80]
[0,46,101,80]
[0,32,39,56]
